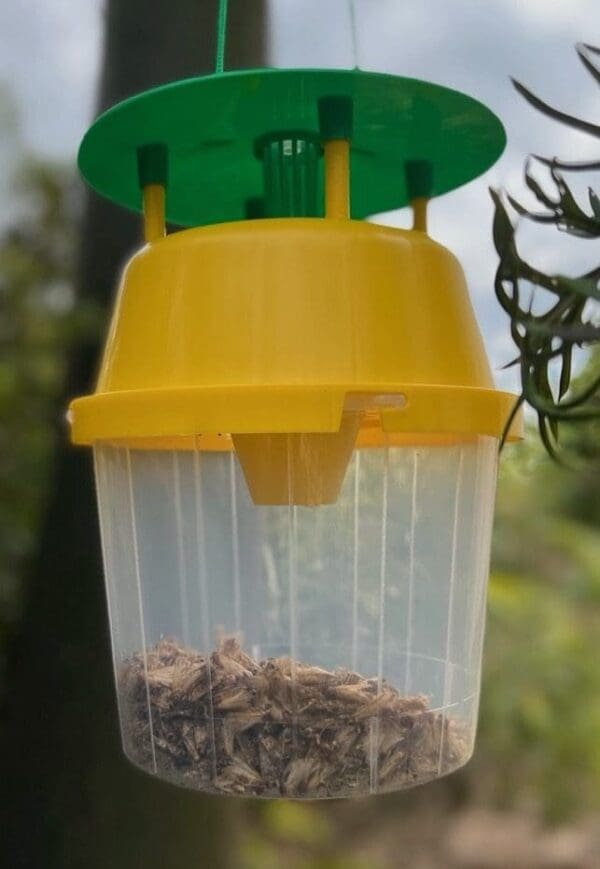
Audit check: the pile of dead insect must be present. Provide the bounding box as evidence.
[120,637,468,797]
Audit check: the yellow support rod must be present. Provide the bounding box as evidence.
[411,196,429,233]
[142,183,166,243]
[324,139,350,220]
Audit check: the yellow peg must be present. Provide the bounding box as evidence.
[137,143,168,243]
[319,96,353,221]
[405,160,433,236]
[324,139,350,220]
[142,184,166,243]
[411,196,429,233]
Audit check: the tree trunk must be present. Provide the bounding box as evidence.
[3,2,267,866]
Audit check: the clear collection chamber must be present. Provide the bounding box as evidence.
[96,434,497,798]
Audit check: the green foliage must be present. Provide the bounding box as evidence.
[238,800,380,869]
[478,400,600,822]
[495,353,600,533]
[480,568,600,822]
[0,158,100,638]
[491,43,600,458]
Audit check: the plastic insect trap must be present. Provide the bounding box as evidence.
[69,47,521,798]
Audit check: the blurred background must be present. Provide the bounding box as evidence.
[1,1,599,866]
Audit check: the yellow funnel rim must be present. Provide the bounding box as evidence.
[69,383,522,446]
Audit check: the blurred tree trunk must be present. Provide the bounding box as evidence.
[3,2,267,867]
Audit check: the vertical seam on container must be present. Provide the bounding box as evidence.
[287,436,299,752]
[94,447,129,747]
[404,449,419,696]
[193,444,210,649]
[472,439,498,709]
[193,441,217,782]
[437,447,464,776]
[468,439,489,667]
[173,452,190,645]
[351,451,361,672]
[126,448,158,775]
[371,444,389,794]
[230,452,241,636]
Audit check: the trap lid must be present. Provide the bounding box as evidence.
[70,65,521,505]
[78,67,506,226]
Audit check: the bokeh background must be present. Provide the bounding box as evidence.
[1,1,599,867]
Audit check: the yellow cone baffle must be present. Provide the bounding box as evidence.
[70,64,522,799]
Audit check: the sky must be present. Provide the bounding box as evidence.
[0,0,598,390]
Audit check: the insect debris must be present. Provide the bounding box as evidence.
[121,637,468,798]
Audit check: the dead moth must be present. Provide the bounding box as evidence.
[121,637,468,797]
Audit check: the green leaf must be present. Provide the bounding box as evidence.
[524,161,558,209]
[530,322,600,343]
[555,373,600,412]
[538,414,561,462]
[517,268,599,302]
[534,155,600,172]
[550,168,600,235]
[583,265,600,281]
[559,345,573,400]
[494,271,524,329]
[499,394,525,450]
[507,193,557,224]
[489,187,516,257]
[494,47,600,462]
[500,354,522,370]
[512,78,600,138]
[533,358,556,407]
[576,42,600,85]
[549,274,599,301]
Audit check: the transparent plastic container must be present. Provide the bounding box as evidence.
[95,434,497,799]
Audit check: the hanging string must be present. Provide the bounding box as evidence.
[215,0,229,74]
[348,0,359,69]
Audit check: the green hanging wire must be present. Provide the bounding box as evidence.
[215,0,229,74]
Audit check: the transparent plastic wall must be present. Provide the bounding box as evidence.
[95,436,497,798]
